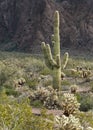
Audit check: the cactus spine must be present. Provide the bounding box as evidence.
[42,11,61,90]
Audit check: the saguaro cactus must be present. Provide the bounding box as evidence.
[42,11,69,91]
[42,11,61,90]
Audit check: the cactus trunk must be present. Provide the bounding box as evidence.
[52,67,61,90]
[53,11,61,90]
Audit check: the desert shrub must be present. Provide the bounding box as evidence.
[24,57,45,73]
[31,100,43,108]
[40,67,51,75]
[62,85,70,91]
[25,76,39,89]
[77,93,93,111]
[77,111,93,128]
[2,85,21,97]
[5,88,21,97]
[3,84,13,89]
[0,70,8,85]
[61,79,71,86]
[61,80,71,91]
[0,92,54,130]
[26,78,38,88]
[40,76,52,87]
[90,81,93,92]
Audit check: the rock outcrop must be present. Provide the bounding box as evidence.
[0,0,93,52]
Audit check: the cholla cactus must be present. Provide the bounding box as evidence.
[31,86,59,109]
[86,127,93,130]
[60,93,80,116]
[44,89,59,109]
[55,114,83,130]
[14,77,26,88]
[70,84,78,94]
[34,87,50,101]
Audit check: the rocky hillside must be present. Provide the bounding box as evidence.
[0,0,93,53]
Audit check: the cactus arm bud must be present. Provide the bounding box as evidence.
[51,34,55,47]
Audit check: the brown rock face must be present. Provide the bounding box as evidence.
[0,0,93,52]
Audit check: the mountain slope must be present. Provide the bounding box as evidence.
[0,0,93,52]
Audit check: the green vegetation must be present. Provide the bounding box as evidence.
[0,92,54,130]
[0,49,93,129]
[77,93,93,112]
[0,10,93,129]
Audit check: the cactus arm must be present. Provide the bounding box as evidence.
[46,44,57,67]
[42,42,52,68]
[41,42,48,60]
[42,42,57,69]
[56,55,61,68]
[63,52,69,69]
